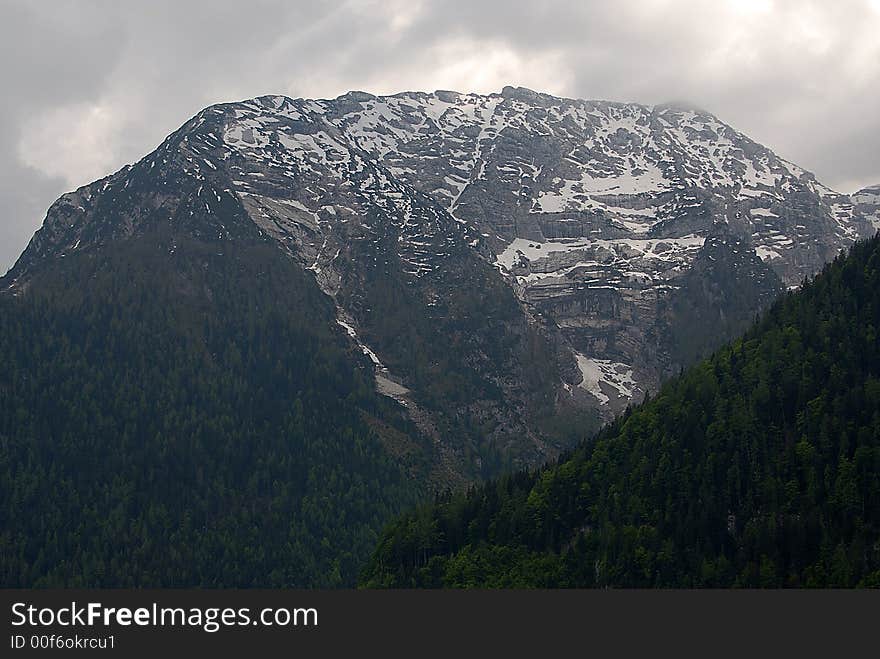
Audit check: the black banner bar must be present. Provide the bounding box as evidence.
[2,589,876,656]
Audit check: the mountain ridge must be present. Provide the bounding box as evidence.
[4,87,874,455]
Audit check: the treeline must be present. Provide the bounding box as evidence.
[0,235,424,587]
[362,235,880,588]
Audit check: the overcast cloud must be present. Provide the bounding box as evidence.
[2,0,879,273]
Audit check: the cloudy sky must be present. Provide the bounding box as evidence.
[1,0,879,273]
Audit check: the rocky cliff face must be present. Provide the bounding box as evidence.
[853,184,880,231]
[6,87,873,429]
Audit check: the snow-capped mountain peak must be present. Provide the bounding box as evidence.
[7,88,874,417]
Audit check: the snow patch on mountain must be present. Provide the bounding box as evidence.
[337,315,411,407]
[495,235,706,285]
[575,353,636,406]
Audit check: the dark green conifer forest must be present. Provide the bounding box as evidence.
[0,235,425,587]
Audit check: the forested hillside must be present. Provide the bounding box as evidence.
[362,235,880,588]
[0,233,426,587]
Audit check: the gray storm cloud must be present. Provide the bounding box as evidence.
[1,0,878,274]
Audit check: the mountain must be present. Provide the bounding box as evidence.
[361,234,880,588]
[6,87,872,428]
[1,87,874,586]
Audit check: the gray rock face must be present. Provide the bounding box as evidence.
[852,184,880,231]
[6,88,874,422]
